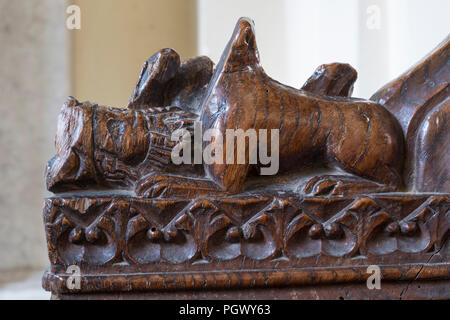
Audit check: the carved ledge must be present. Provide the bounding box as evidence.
[42,194,449,298]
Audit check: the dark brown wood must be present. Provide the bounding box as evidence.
[165,18,405,196]
[51,280,450,300]
[371,36,449,192]
[164,56,214,112]
[412,100,449,191]
[42,194,449,298]
[42,17,449,300]
[45,98,199,192]
[301,62,357,97]
[127,48,180,110]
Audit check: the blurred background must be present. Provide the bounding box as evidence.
[0,0,448,299]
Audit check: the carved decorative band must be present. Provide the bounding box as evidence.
[43,194,449,267]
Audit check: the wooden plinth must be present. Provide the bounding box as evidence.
[42,193,449,299]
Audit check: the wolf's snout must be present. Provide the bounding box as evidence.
[46,97,96,192]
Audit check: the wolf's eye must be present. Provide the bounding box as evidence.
[245,31,251,45]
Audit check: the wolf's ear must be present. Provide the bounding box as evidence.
[220,17,260,73]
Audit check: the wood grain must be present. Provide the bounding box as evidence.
[42,17,449,299]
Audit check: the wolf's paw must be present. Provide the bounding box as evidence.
[301,175,394,196]
[135,174,227,198]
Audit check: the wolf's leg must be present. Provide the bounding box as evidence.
[205,163,251,194]
[316,102,404,196]
[305,147,403,196]
[308,139,403,196]
[304,137,403,196]
[302,174,396,196]
[135,173,227,198]
[326,147,403,194]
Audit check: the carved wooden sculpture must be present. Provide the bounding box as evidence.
[43,18,449,299]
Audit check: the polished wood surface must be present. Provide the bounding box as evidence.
[43,17,449,299]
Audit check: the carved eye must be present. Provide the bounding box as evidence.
[107,119,126,143]
[244,32,251,45]
[106,119,133,157]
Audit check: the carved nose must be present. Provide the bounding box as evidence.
[46,150,94,192]
[46,153,75,192]
[46,97,96,192]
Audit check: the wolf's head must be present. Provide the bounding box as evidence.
[220,17,260,73]
[45,97,97,192]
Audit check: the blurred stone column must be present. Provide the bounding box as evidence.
[0,1,69,273]
[0,0,198,275]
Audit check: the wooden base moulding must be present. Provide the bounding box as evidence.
[42,194,450,299]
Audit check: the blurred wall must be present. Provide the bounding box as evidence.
[0,0,69,272]
[71,0,198,108]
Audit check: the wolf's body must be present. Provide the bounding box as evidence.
[199,18,404,194]
[47,18,414,198]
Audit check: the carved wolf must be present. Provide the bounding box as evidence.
[136,18,404,197]
[196,18,404,194]
[47,18,449,198]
